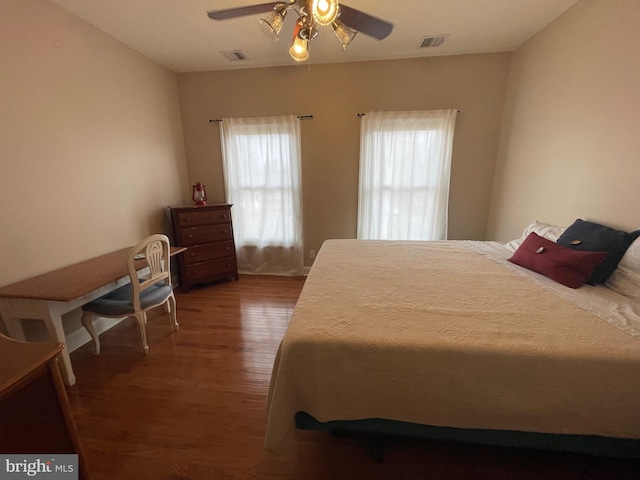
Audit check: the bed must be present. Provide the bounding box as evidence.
[264,221,640,457]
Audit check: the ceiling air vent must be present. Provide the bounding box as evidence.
[419,35,447,48]
[220,50,247,61]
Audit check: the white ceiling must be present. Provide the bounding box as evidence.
[51,0,579,73]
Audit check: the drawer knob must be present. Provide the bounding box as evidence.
[221,214,228,219]
[224,230,229,234]
[184,217,190,222]
[188,234,193,239]
[190,252,195,257]
[225,247,230,251]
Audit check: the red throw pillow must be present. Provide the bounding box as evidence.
[508,232,608,288]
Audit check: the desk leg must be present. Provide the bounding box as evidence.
[0,298,76,387]
[0,300,26,341]
[42,303,76,387]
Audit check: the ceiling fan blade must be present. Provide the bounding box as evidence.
[207,2,282,21]
[338,4,393,40]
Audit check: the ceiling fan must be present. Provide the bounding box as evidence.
[207,0,393,62]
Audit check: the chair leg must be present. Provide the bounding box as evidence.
[81,312,101,355]
[135,312,150,355]
[167,293,179,331]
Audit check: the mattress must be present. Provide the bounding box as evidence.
[264,239,640,454]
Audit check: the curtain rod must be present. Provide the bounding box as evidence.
[209,115,313,123]
[357,111,461,117]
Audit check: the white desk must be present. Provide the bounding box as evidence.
[0,246,185,386]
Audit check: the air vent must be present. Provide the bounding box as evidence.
[220,50,247,61]
[419,35,447,48]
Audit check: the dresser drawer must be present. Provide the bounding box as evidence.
[179,224,232,246]
[185,257,236,282]
[183,241,235,265]
[177,209,231,227]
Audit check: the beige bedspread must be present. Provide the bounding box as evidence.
[264,240,640,453]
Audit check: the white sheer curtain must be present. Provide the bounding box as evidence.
[357,109,457,241]
[220,115,303,275]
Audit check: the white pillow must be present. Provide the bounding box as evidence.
[605,236,640,300]
[503,220,567,252]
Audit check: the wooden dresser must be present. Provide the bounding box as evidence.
[0,335,89,479]
[170,204,239,290]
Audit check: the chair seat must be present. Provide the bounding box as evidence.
[82,282,172,317]
[80,234,178,357]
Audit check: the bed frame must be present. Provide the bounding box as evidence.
[295,412,640,460]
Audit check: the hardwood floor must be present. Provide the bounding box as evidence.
[67,275,639,480]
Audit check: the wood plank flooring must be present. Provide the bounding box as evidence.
[67,275,639,479]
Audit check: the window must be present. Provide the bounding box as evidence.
[220,116,303,275]
[357,110,457,241]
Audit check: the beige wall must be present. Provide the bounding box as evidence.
[0,0,189,337]
[487,0,640,241]
[177,53,510,264]
[0,0,190,288]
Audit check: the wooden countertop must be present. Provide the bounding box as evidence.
[0,334,63,400]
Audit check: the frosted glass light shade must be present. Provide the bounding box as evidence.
[289,36,309,62]
[259,8,287,41]
[289,37,309,62]
[332,20,357,50]
[289,20,310,62]
[312,0,339,26]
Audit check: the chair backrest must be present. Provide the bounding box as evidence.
[127,234,171,311]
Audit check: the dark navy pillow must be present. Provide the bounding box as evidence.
[557,219,640,284]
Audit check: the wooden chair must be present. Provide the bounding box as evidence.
[81,234,178,355]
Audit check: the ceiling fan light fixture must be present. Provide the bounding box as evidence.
[206,1,393,64]
[332,20,357,51]
[259,6,287,41]
[289,22,309,62]
[311,0,339,26]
